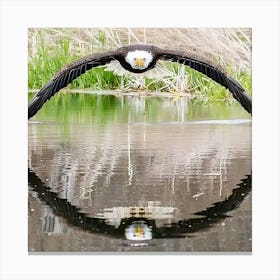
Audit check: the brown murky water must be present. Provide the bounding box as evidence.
[28,94,252,253]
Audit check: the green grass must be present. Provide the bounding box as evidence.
[28,30,252,101]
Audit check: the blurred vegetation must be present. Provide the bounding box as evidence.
[28,93,250,124]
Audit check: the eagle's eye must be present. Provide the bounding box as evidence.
[133,58,146,62]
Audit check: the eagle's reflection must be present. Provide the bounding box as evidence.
[28,168,251,242]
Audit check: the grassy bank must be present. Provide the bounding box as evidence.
[28,28,252,101]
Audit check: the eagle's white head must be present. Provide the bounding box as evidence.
[125,50,153,70]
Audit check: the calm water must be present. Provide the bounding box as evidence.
[28,93,252,253]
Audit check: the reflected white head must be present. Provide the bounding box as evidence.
[125,50,153,70]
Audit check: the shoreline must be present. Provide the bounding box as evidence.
[28,89,194,98]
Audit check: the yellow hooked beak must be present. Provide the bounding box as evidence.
[134,58,145,67]
[134,226,144,237]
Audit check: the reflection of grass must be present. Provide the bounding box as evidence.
[29,93,251,123]
[29,93,120,123]
[28,29,252,101]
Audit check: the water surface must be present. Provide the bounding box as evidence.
[28,93,252,252]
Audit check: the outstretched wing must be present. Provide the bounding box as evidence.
[28,51,118,119]
[157,49,252,114]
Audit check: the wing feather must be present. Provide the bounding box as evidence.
[28,51,117,119]
[158,50,252,114]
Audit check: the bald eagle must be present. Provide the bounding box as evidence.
[28,44,252,119]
